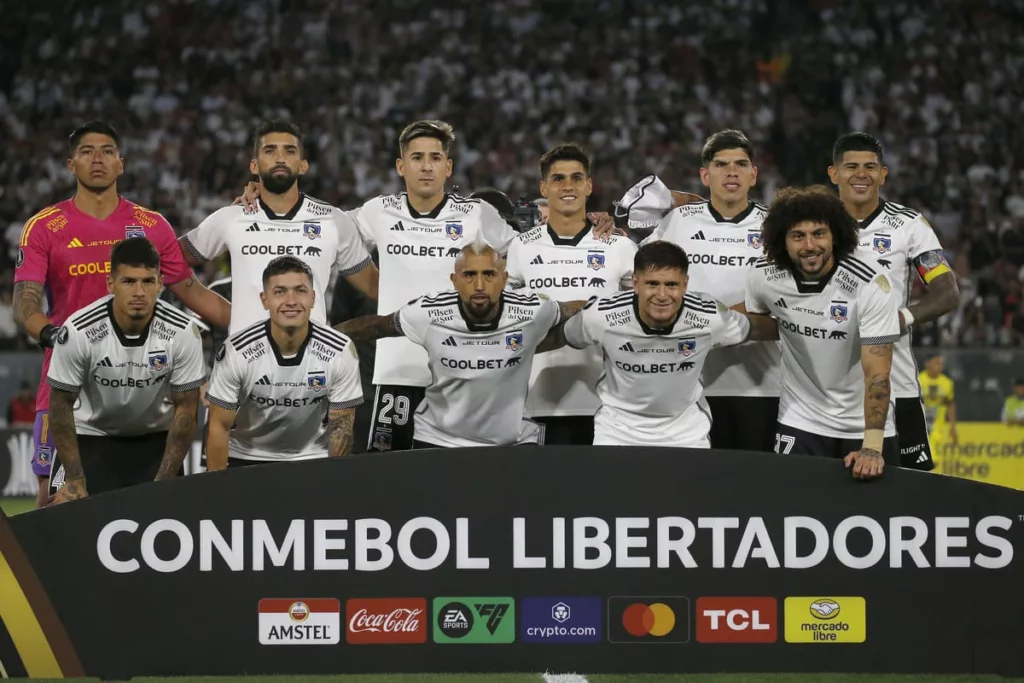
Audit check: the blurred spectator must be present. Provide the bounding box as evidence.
[1001,379,1024,426]
[0,286,19,349]
[6,381,35,429]
[0,0,1019,345]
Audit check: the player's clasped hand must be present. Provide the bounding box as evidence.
[48,479,88,506]
[843,448,885,480]
[233,181,261,212]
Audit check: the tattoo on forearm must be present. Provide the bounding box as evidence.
[328,410,355,457]
[865,374,891,430]
[334,314,400,343]
[13,281,45,330]
[867,343,891,356]
[909,272,960,325]
[49,390,84,481]
[156,395,199,479]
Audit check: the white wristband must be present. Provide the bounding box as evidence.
[899,307,915,328]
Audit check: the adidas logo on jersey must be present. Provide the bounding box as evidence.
[442,336,458,347]
[390,221,406,231]
[692,231,707,240]
[619,341,636,352]
[530,255,544,265]
[96,356,113,367]
[256,375,272,386]
[775,298,788,308]
[246,223,260,232]
[67,238,84,248]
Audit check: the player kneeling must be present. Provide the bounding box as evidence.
[205,257,362,468]
[46,238,207,503]
[561,241,778,447]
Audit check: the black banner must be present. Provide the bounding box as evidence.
[4,447,1024,678]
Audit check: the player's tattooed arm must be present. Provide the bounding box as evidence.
[861,343,894,431]
[537,300,587,353]
[333,312,403,342]
[205,404,237,471]
[156,389,200,481]
[904,251,959,331]
[13,281,53,341]
[48,388,87,503]
[327,408,356,458]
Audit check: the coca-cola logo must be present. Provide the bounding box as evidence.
[349,607,423,633]
[345,598,428,644]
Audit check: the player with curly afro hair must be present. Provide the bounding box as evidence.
[760,185,860,280]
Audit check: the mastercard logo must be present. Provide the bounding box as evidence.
[621,602,676,637]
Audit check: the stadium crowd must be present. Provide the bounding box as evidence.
[0,0,1022,350]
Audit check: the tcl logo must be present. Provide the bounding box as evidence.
[346,598,427,644]
[696,597,777,643]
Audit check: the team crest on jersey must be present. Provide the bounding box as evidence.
[125,226,146,239]
[872,234,892,254]
[148,351,169,370]
[303,223,322,240]
[372,429,393,451]
[445,222,463,240]
[678,338,696,356]
[830,301,849,323]
[307,371,327,391]
[747,231,763,249]
[587,251,606,270]
[506,330,524,352]
[15,248,24,268]
[35,445,52,467]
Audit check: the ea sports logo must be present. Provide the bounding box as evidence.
[621,602,676,637]
[289,601,310,622]
[437,602,473,638]
[809,599,841,620]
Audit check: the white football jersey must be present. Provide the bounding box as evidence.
[642,200,780,398]
[46,297,207,437]
[396,289,561,447]
[506,223,637,417]
[205,321,363,461]
[181,195,372,334]
[745,255,900,439]
[854,200,945,398]
[353,192,517,388]
[564,290,750,447]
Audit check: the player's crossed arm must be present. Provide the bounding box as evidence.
[156,388,200,481]
[728,302,779,342]
[537,300,589,353]
[333,311,404,343]
[327,408,356,458]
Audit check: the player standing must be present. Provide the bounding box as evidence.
[829,133,960,470]
[179,119,378,336]
[744,186,900,479]
[45,238,206,504]
[506,144,637,445]
[336,242,583,448]
[204,257,362,468]
[559,241,778,447]
[635,130,779,452]
[13,121,229,507]
[918,353,957,447]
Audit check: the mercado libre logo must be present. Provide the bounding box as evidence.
[607,597,690,643]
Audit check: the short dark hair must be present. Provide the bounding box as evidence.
[539,143,591,179]
[634,240,689,275]
[253,119,304,158]
[262,256,313,287]
[398,119,456,156]
[68,121,122,155]
[110,238,160,273]
[760,185,859,273]
[832,132,885,165]
[701,129,755,166]
[1014,378,1024,387]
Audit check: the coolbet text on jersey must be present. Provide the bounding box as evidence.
[46,296,207,435]
[745,255,901,439]
[395,288,561,447]
[181,195,373,334]
[353,193,517,389]
[506,223,636,417]
[564,290,750,447]
[642,200,780,398]
[205,321,363,461]
[14,198,193,412]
